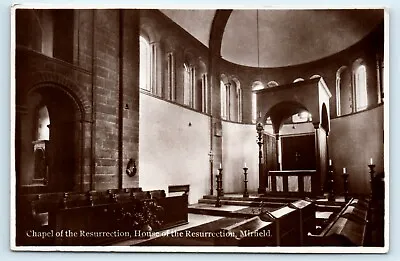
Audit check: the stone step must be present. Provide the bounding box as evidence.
[198,198,286,208]
[202,195,299,203]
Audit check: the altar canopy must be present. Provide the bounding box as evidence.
[254,77,332,196]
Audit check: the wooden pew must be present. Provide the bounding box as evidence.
[307,198,370,246]
[269,205,301,246]
[16,188,188,246]
[289,199,316,245]
[215,216,275,246]
[216,200,313,246]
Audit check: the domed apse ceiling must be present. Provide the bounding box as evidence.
[222,9,383,67]
[161,9,383,68]
[160,9,216,47]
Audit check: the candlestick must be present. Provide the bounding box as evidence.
[243,166,249,198]
[328,163,335,201]
[342,171,350,202]
[368,163,376,198]
[215,174,222,207]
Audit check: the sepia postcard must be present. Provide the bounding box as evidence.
[10,5,389,253]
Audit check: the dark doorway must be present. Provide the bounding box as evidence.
[281,135,316,170]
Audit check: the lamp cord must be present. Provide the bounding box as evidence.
[257,10,260,68]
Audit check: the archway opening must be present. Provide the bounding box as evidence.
[22,86,82,193]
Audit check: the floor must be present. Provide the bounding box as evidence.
[112,213,225,246]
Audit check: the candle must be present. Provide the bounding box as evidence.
[329,159,332,166]
[343,167,346,174]
[219,163,222,169]
[370,158,373,165]
[244,162,247,168]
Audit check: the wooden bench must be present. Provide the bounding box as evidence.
[307,198,370,246]
[289,199,316,245]
[215,199,314,246]
[168,184,189,197]
[16,188,188,246]
[215,216,275,246]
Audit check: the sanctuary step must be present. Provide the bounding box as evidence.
[202,194,299,203]
[197,198,285,208]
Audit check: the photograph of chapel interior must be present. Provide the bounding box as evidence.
[13,8,386,250]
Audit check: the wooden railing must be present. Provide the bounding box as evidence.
[266,170,316,197]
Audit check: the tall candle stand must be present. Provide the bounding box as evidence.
[215,174,222,207]
[243,167,249,198]
[342,172,349,202]
[368,164,376,199]
[328,164,335,201]
[218,165,224,196]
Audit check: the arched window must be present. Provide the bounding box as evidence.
[355,64,368,111]
[252,81,264,123]
[220,80,227,120]
[198,61,208,113]
[292,111,312,123]
[166,52,176,101]
[36,105,50,141]
[232,78,242,122]
[266,81,279,88]
[201,73,208,113]
[183,63,195,107]
[139,36,151,92]
[33,104,50,183]
[336,66,352,116]
[336,67,344,116]
[293,78,305,83]
[310,74,321,80]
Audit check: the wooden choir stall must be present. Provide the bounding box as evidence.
[16,187,189,246]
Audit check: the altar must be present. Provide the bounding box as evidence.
[254,77,332,197]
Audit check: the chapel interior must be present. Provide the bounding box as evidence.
[14,9,385,247]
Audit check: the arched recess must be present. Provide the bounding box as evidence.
[352,58,368,112]
[336,66,352,116]
[139,35,152,92]
[183,51,196,108]
[321,103,330,134]
[18,72,91,193]
[196,59,208,112]
[232,77,242,122]
[220,74,229,120]
[252,81,264,123]
[163,35,179,101]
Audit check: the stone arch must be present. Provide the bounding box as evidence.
[28,71,91,121]
[263,100,309,134]
[321,102,330,134]
[139,18,158,43]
